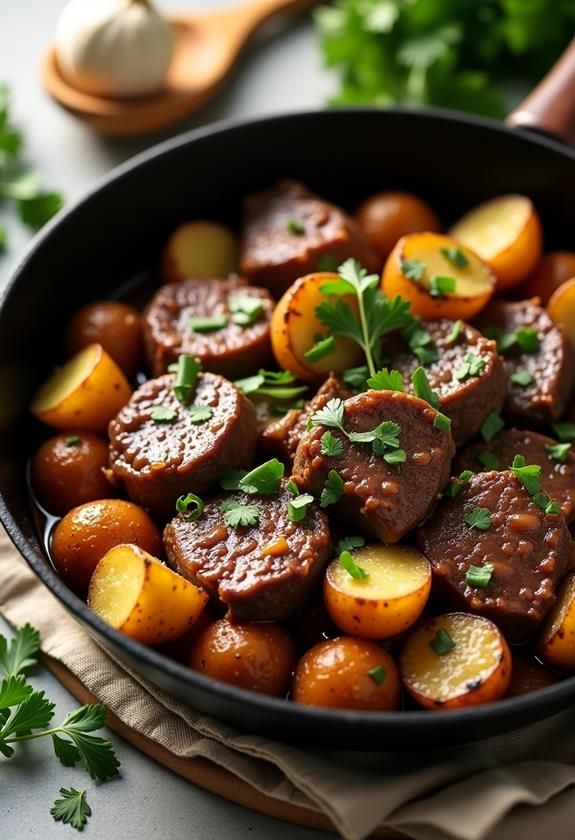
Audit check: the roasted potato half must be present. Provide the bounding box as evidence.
[270,272,363,383]
[324,544,431,639]
[400,613,512,710]
[292,636,401,711]
[449,194,542,290]
[30,343,132,432]
[161,220,240,283]
[88,544,209,645]
[537,573,575,672]
[382,232,496,321]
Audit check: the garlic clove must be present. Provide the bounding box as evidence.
[55,0,174,99]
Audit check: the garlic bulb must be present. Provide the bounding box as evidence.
[55,0,174,98]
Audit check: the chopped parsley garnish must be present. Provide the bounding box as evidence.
[403,319,438,365]
[342,365,369,391]
[444,469,474,498]
[411,366,441,410]
[428,275,456,297]
[545,500,561,515]
[551,422,575,442]
[176,492,204,521]
[433,412,451,432]
[455,352,486,381]
[464,507,492,530]
[516,328,540,352]
[320,431,344,457]
[400,259,426,281]
[228,294,264,326]
[335,534,366,554]
[367,367,405,391]
[311,397,404,461]
[235,369,307,402]
[383,448,407,465]
[429,628,456,656]
[316,258,412,378]
[286,217,305,235]
[188,405,213,425]
[64,435,80,446]
[545,442,572,463]
[236,459,285,495]
[441,246,469,268]
[311,397,345,430]
[188,314,228,333]
[221,500,259,527]
[304,335,337,362]
[172,354,201,405]
[445,319,464,345]
[465,563,494,588]
[510,454,541,495]
[320,469,345,507]
[480,411,504,443]
[151,405,178,423]
[339,550,369,580]
[478,450,500,470]
[484,326,540,354]
[367,665,386,685]
[219,469,247,491]
[316,253,339,272]
[287,492,314,523]
[510,370,534,388]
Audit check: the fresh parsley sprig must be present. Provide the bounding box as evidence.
[310,398,405,463]
[510,454,561,514]
[315,258,412,378]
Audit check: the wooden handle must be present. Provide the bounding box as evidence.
[236,0,319,29]
[507,37,575,145]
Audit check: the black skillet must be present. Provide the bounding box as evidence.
[2,41,575,750]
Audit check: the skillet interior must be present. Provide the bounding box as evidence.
[2,108,575,750]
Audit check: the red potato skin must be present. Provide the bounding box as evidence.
[65,301,144,378]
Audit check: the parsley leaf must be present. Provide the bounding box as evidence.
[19,192,64,229]
[367,367,405,391]
[429,275,456,297]
[151,405,178,424]
[342,365,369,391]
[401,259,426,281]
[219,469,247,491]
[54,705,120,781]
[320,469,345,507]
[411,367,441,410]
[402,319,439,365]
[335,534,365,554]
[510,370,534,388]
[545,442,571,463]
[441,246,469,268]
[0,624,40,678]
[510,454,541,496]
[444,469,473,498]
[455,352,486,381]
[516,328,540,353]
[188,405,213,425]
[339,550,369,580]
[237,459,284,495]
[320,431,344,457]
[464,507,492,530]
[51,788,91,831]
[286,217,305,234]
[228,295,265,326]
[221,500,260,527]
[551,422,575,443]
[311,397,345,431]
[480,411,504,443]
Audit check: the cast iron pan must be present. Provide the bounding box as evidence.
[2,42,575,750]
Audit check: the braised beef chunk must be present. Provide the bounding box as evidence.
[143,277,274,379]
[293,389,455,543]
[475,298,575,423]
[164,480,331,622]
[418,470,571,642]
[455,428,575,524]
[261,375,352,464]
[109,372,258,520]
[240,180,379,297]
[384,319,506,446]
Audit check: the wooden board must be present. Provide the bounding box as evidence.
[44,655,405,839]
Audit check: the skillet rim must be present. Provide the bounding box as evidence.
[2,105,575,741]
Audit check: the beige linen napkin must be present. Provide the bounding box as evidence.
[1,527,574,840]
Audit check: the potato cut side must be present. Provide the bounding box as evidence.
[30,343,132,432]
[88,544,209,645]
[162,220,240,283]
[547,278,575,351]
[400,612,511,710]
[324,544,431,638]
[537,573,575,672]
[450,194,542,290]
[381,232,496,321]
[270,272,362,383]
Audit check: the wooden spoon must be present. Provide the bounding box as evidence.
[42,0,318,138]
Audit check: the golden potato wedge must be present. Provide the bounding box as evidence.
[381,232,496,321]
[518,250,575,304]
[30,343,132,432]
[400,612,511,710]
[270,272,363,383]
[547,278,575,351]
[537,573,575,672]
[449,194,542,290]
[161,220,240,282]
[88,543,209,645]
[324,544,431,638]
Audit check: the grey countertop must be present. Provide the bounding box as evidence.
[0,2,336,837]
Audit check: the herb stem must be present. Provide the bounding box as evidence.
[356,293,376,377]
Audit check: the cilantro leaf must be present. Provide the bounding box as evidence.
[0,624,40,677]
[51,787,91,831]
[367,367,405,391]
[320,431,344,457]
[311,397,345,431]
[464,507,492,531]
[315,298,364,345]
[221,500,260,528]
[151,405,178,424]
[320,469,344,507]
[52,732,81,767]
[188,405,213,425]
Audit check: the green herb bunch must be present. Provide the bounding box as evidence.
[315,0,575,117]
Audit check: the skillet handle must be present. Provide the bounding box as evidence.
[507,37,575,145]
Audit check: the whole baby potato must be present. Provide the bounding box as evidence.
[65,300,144,377]
[31,431,117,516]
[51,498,162,596]
[189,618,296,697]
[356,191,440,260]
